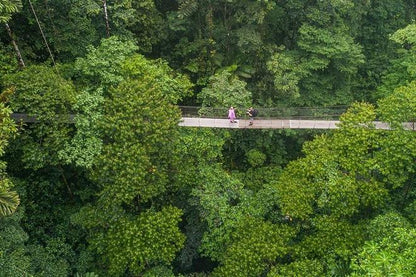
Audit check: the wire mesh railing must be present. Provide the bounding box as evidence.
[179,106,348,120]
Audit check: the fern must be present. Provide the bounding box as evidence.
[177,0,198,19]
[0,186,20,216]
[0,0,22,23]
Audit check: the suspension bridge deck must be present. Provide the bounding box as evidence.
[179,117,396,130]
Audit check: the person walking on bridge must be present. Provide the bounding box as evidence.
[247,107,257,126]
[228,106,236,123]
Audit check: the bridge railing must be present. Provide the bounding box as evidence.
[179,106,348,119]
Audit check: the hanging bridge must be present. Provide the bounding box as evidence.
[178,106,414,130]
[10,106,416,130]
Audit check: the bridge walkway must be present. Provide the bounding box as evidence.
[179,117,396,130]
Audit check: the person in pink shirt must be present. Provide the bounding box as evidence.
[228,106,236,123]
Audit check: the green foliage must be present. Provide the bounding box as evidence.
[74,36,139,91]
[3,1,416,276]
[0,102,16,157]
[4,65,76,169]
[375,88,416,187]
[176,0,198,20]
[267,48,306,100]
[166,0,276,90]
[333,102,378,175]
[198,70,252,116]
[96,78,181,204]
[142,265,175,277]
[72,54,191,275]
[213,218,295,277]
[61,37,138,168]
[267,3,366,105]
[172,129,227,271]
[0,44,18,77]
[268,259,324,277]
[351,227,416,276]
[94,54,191,205]
[378,80,416,126]
[58,88,104,168]
[366,212,411,242]
[275,102,409,223]
[175,128,225,190]
[296,215,365,261]
[245,148,266,168]
[0,187,19,217]
[93,207,185,276]
[222,129,302,173]
[191,165,249,261]
[0,211,31,276]
[237,165,283,192]
[270,100,416,274]
[390,23,416,45]
[298,24,364,74]
[404,198,416,224]
[109,0,165,52]
[27,0,101,60]
[268,27,364,105]
[75,273,99,277]
[0,0,21,23]
[376,23,416,98]
[0,102,18,216]
[121,54,193,103]
[27,238,73,276]
[357,1,411,102]
[276,128,385,221]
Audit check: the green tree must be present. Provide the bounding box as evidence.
[93,207,185,276]
[164,0,275,90]
[267,1,367,106]
[0,102,18,216]
[0,211,31,276]
[0,0,24,68]
[270,102,416,274]
[190,164,249,261]
[267,28,364,105]
[172,128,227,272]
[351,227,416,276]
[8,0,101,61]
[107,0,165,52]
[375,81,416,208]
[74,36,138,91]
[213,217,294,277]
[0,43,19,76]
[376,23,416,99]
[74,54,192,275]
[356,1,413,102]
[60,37,138,168]
[94,54,192,205]
[3,65,76,170]
[197,70,252,116]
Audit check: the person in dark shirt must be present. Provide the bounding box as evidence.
[247,107,257,125]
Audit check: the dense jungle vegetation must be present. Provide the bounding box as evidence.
[2,0,416,276]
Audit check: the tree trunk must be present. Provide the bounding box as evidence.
[102,0,110,37]
[5,23,25,69]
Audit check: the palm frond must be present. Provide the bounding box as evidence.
[0,188,20,216]
[177,0,198,19]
